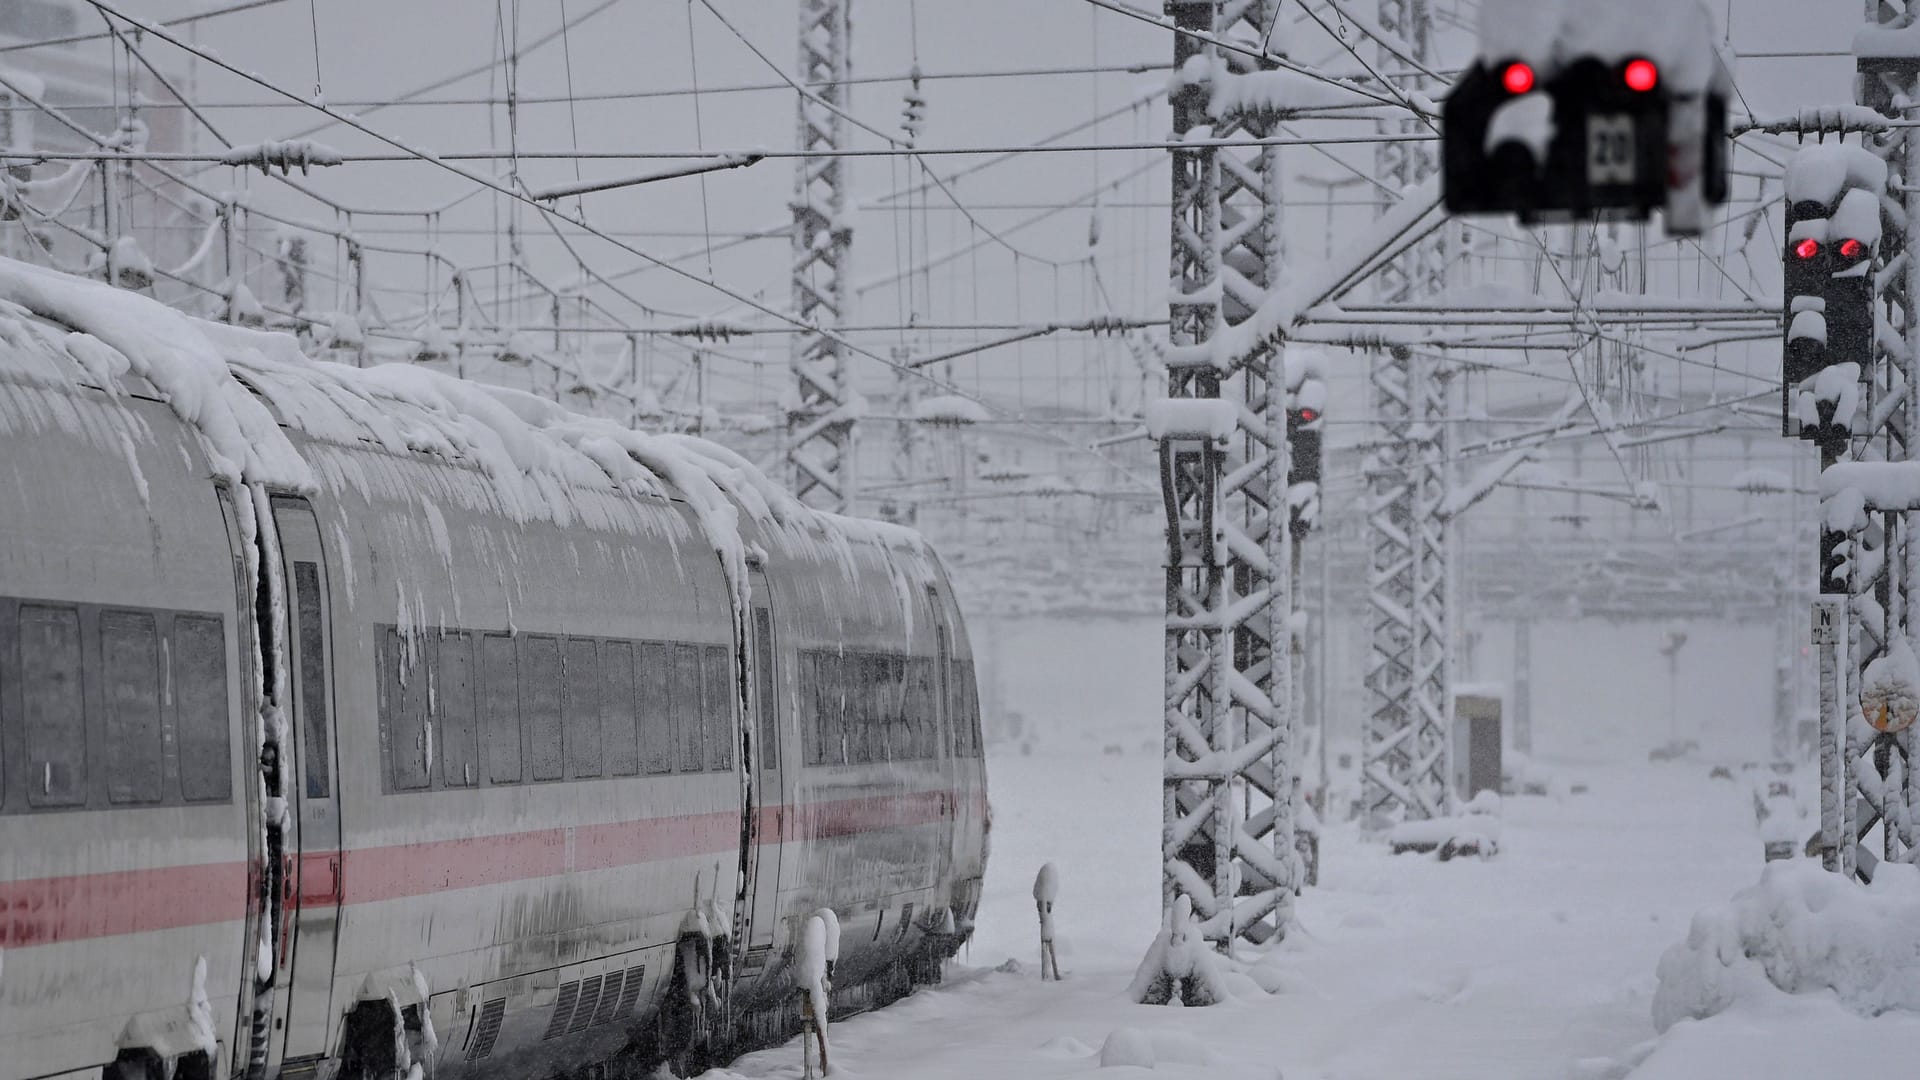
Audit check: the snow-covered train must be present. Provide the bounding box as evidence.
[0,259,989,1080]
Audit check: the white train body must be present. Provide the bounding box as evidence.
[0,259,988,1080]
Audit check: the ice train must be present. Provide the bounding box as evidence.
[0,259,988,1080]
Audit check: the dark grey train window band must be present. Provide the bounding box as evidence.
[0,596,232,814]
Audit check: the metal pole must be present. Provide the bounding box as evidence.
[1363,0,1451,826]
[1158,0,1296,951]
[787,0,856,513]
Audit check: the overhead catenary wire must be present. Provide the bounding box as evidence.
[65,0,1159,491]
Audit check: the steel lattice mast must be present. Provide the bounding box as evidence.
[1159,0,1298,946]
[1362,0,1451,825]
[787,0,856,514]
[1825,0,1920,877]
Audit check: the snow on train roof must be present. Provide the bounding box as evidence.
[0,256,938,605]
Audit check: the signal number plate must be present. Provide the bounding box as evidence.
[1587,114,1636,186]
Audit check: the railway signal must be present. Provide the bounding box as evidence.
[1781,146,1884,448]
[1287,397,1323,539]
[1440,0,1729,235]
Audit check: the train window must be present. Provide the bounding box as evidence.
[796,652,818,766]
[962,661,982,757]
[637,642,673,774]
[384,629,432,791]
[524,636,563,782]
[752,611,777,771]
[293,562,331,799]
[438,631,478,788]
[482,634,521,783]
[602,640,639,776]
[882,654,910,761]
[908,657,937,759]
[819,652,841,766]
[174,615,231,802]
[20,604,86,807]
[672,644,703,772]
[566,638,602,779]
[101,610,163,805]
[702,645,734,771]
[948,658,967,757]
[857,653,886,765]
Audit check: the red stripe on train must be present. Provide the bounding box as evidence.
[0,789,977,949]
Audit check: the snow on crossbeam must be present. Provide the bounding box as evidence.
[1818,461,1920,512]
[1145,397,1240,442]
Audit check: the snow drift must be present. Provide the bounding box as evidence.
[1652,860,1920,1031]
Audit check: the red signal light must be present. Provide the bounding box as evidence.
[1298,408,1320,423]
[1501,62,1535,95]
[1794,238,1821,261]
[1623,58,1658,93]
[1840,238,1865,260]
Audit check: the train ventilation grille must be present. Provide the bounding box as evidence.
[542,981,581,1041]
[466,999,506,1061]
[544,965,648,1040]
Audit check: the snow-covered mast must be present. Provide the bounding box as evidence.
[787,0,857,514]
[1362,0,1453,826]
[1156,0,1298,950]
[1819,0,1920,876]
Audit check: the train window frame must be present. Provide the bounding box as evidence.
[565,637,603,780]
[174,614,232,803]
[751,610,776,771]
[817,645,848,764]
[523,634,564,783]
[671,643,704,773]
[19,602,86,808]
[481,632,522,784]
[437,629,479,788]
[380,629,433,792]
[702,644,735,772]
[100,609,165,805]
[602,639,640,777]
[291,561,333,800]
[636,641,673,775]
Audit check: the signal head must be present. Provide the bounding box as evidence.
[1623,58,1659,93]
[1501,62,1535,95]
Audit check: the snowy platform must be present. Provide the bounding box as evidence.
[698,734,1897,1080]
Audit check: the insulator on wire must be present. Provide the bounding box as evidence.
[901,65,926,146]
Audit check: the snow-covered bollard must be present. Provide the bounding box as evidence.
[1033,862,1061,981]
[1128,894,1228,1007]
[794,914,831,1078]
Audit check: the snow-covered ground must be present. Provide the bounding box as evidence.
[705,615,1910,1080]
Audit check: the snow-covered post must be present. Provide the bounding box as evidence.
[1033,863,1061,980]
[1128,894,1228,1007]
[793,914,830,1079]
[786,0,856,514]
[1155,0,1298,957]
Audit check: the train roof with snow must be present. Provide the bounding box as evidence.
[0,256,944,613]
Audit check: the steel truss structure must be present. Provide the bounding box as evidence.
[1821,0,1920,878]
[1362,0,1452,826]
[787,0,857,513]
[1158,0,1298,947]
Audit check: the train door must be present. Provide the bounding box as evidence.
[742,565,787,965]
[271,496,344,1064]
